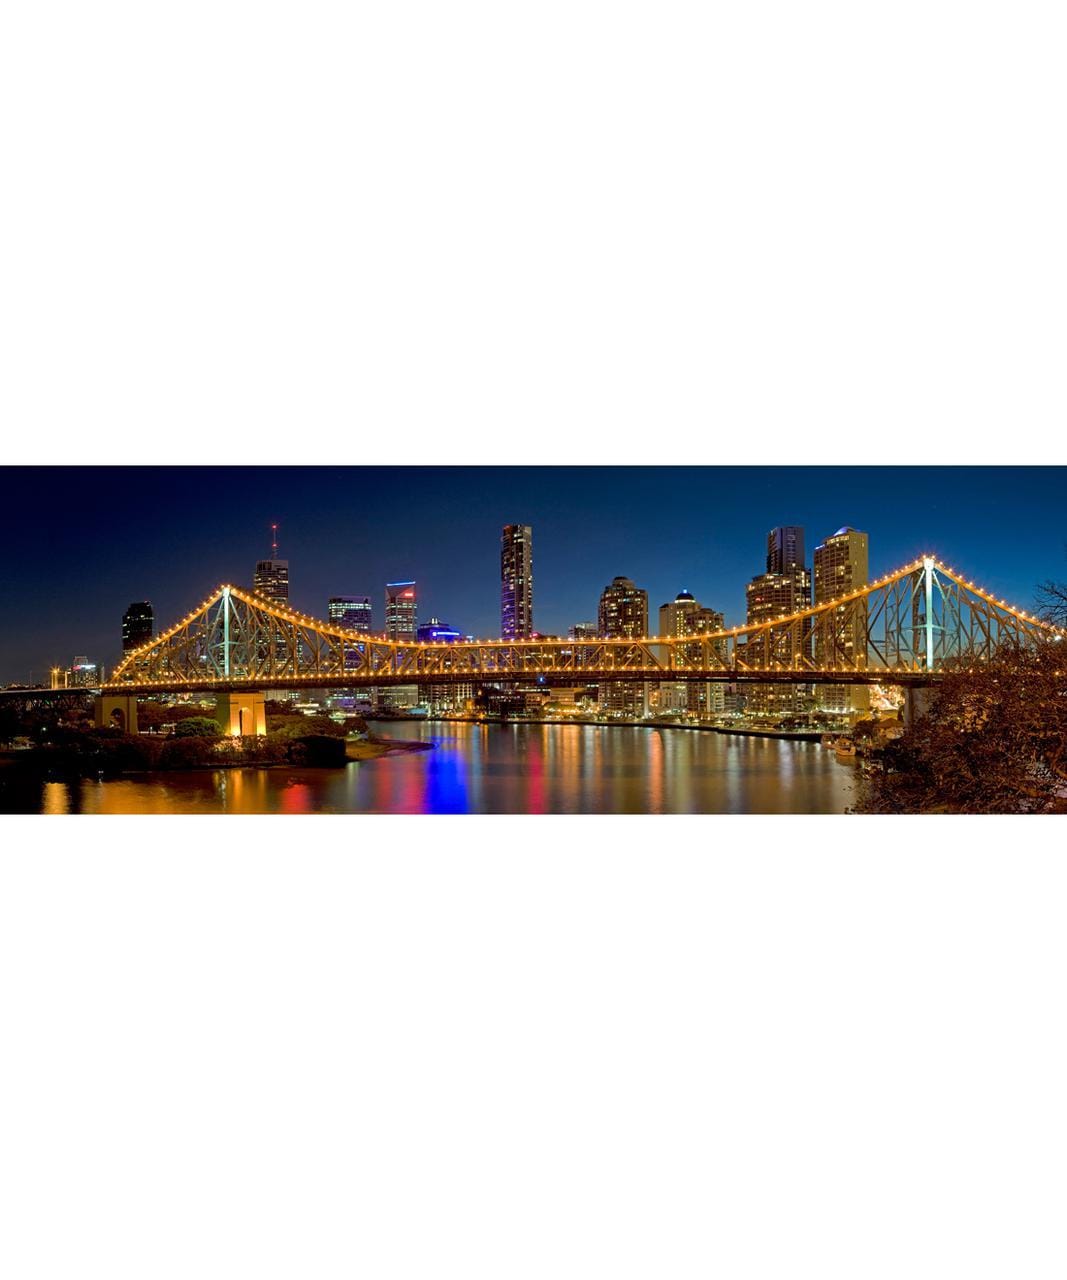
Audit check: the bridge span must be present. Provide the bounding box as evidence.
[6,556,1060,734]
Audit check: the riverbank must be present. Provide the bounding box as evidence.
[347,736,434,761]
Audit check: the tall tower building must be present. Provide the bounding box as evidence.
[385,581,418,640]
[598,576,648,716]
[253,523,289,605]
[500,524,533,639]
[253,525,291,695]
[122,601,154,653]
[744,525,813,717]
[384,581,418,709]
[767,526,806,577]
[813,527,870,716]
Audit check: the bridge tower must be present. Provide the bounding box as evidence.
[94,694,139,733]
[215,691,266,736]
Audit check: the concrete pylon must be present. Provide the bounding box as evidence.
[215,691,267,737]
[903,685,935,729]
[94,694,139,733]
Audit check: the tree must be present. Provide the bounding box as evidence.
[172,716,221,739]
[1037,580,1067,628]
[853,642,1067,814]
[1036,547,1067,627]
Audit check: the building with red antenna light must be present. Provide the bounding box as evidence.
[253,523,289,605]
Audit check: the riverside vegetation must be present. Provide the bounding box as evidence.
[0,702,429,780]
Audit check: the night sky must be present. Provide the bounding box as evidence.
[2,466,1064,683]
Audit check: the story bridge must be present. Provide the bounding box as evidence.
[78,556,1061,734]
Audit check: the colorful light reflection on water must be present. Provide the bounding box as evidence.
[2,723,856,815]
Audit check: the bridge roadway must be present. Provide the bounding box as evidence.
[93,668,940,697]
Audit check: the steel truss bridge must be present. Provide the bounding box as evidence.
[99,557,1064,696]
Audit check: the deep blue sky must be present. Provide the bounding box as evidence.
[2,466,1064,682]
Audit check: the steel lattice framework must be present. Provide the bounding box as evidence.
[103,558,1066,695]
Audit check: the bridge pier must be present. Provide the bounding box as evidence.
[94,694,139,734]
[215,691,266,737]
[903,686,935,729]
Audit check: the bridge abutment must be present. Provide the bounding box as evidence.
[94,694,139,734]
[215,691,266,737]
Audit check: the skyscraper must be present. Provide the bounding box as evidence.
[385,581,417,640]
[598,576,648,716]
[253,525,290,694]
[328,596,372,633]
[813,526,870,716]
[500,524,533,639]
[121,601,154,653]
[253,523,289,604]
[767,526,806,578]
[744,525,813,717]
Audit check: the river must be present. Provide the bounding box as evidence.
[2,721,857,815]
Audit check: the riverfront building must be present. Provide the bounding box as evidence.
[745,526,813,717]
[813,526,870,716]
[598,576,648,716]
[657,590,726,718]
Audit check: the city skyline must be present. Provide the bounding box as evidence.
[2,466,1065,682]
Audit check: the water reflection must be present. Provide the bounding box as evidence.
[1,723,857,815]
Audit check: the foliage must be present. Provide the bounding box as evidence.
[853,642,1067,814]
[1036,552,1067,627]
[159,735,220,768]
[1037,578,1067,628]
[267,714,365,740]
[137,702,216,732]
[172,716,221,739]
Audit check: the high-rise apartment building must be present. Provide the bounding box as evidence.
[657,590,726,718]
[568,621,598,641]
[813,526,870,715]
[501,524,533,639]
[121,601,153,653]
[328,596,372,633]
[744,525,813,717]
[598,576,648,716]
